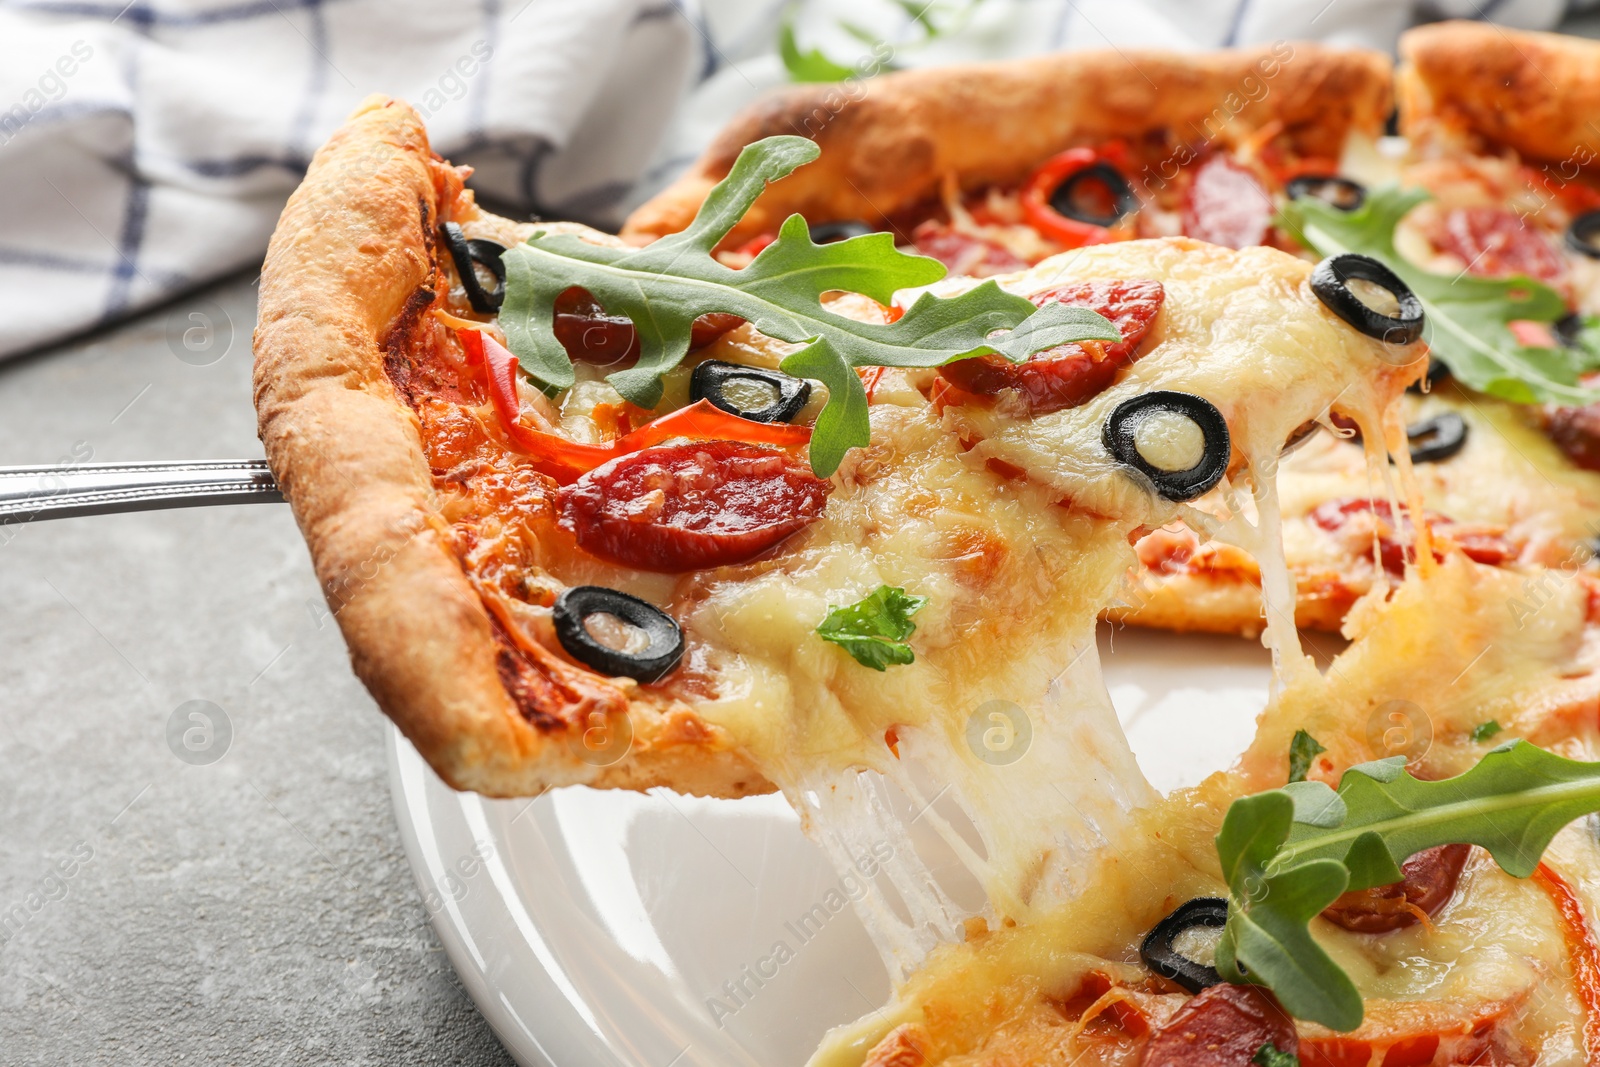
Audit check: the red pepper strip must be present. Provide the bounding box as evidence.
[457,327,811,484]
[729,233,777,260]
[1535,863,1600,1067]
[618,399,812,450]
[1521,164,1600,218]
[1020,145,1135,249]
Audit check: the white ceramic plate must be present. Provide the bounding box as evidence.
[388,624,1275,1067]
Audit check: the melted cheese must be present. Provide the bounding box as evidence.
[1279,384,1600,594]
[1116,380,1600,637]
[813,554,1600,1067]
[677,406,1155,965]
[664,240,1416,973]
[936,241,1411,525]
[784,245,1600,1065]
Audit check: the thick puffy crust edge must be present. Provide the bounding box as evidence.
[623,42,1392,242]
[1399,21,1600,165]
[252,95,771,799]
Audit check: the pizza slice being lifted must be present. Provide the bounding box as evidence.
[256,78,1424,964]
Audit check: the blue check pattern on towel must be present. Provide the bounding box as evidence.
[0,0,1591,359]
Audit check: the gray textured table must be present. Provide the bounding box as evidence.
[0,273,515,1065]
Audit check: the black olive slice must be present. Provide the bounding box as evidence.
[441,222,507,313]
[1049,162,1139,228]
[1407,412,1468,464]
[1310,253,1425,346]
[1139,897,1228,994]
[552,586,684,683]
[690,360,811,424]
[1103,391,1231,502]
[1556,312,1586,348]
[1406,357,1451,395]
[809,219,875,244]
[1285,174,1367,211]
[1566,210,1600,260]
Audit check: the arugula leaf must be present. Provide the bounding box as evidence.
[1279,186,1600,406]
[1214,790,1359,1029]
[777,12,858,82]
[777,1,990,83]
[889,0,941,31]
[816,585,927,670]
[1287,729,1325,783]
[1281,780,1347,828]
[1215,741,1600,1029]
[1277,740,1600,879]
[1472,720,1504,743]
[1252,1044,1300,1067]
[500,136,1119,476]
[781,339,870,479]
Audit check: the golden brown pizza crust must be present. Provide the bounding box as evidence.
[252,95,771,799]
[1400,21,1600,167]
[1103,570,1354,639]
[624,42,1392,243]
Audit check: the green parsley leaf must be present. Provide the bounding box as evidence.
[500,136,1119,477]
[816,585,927,670]
[1472,720,1504,743]
[1252,1043,1301,1067]
[1279,186,1600,407]
[1215,741,1600,1030]
[1286,729,1325,783]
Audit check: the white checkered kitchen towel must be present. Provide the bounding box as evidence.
[0,0,1590,360]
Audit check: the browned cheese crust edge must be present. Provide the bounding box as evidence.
[252,95,772,799]
[623,42,1393,242]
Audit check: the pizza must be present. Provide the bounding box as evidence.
[629,26,1600,641]
[256,82,1426,846]
[254,84,1421,842]
[253,26,1600,1067]
[668,28,1600,1067]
